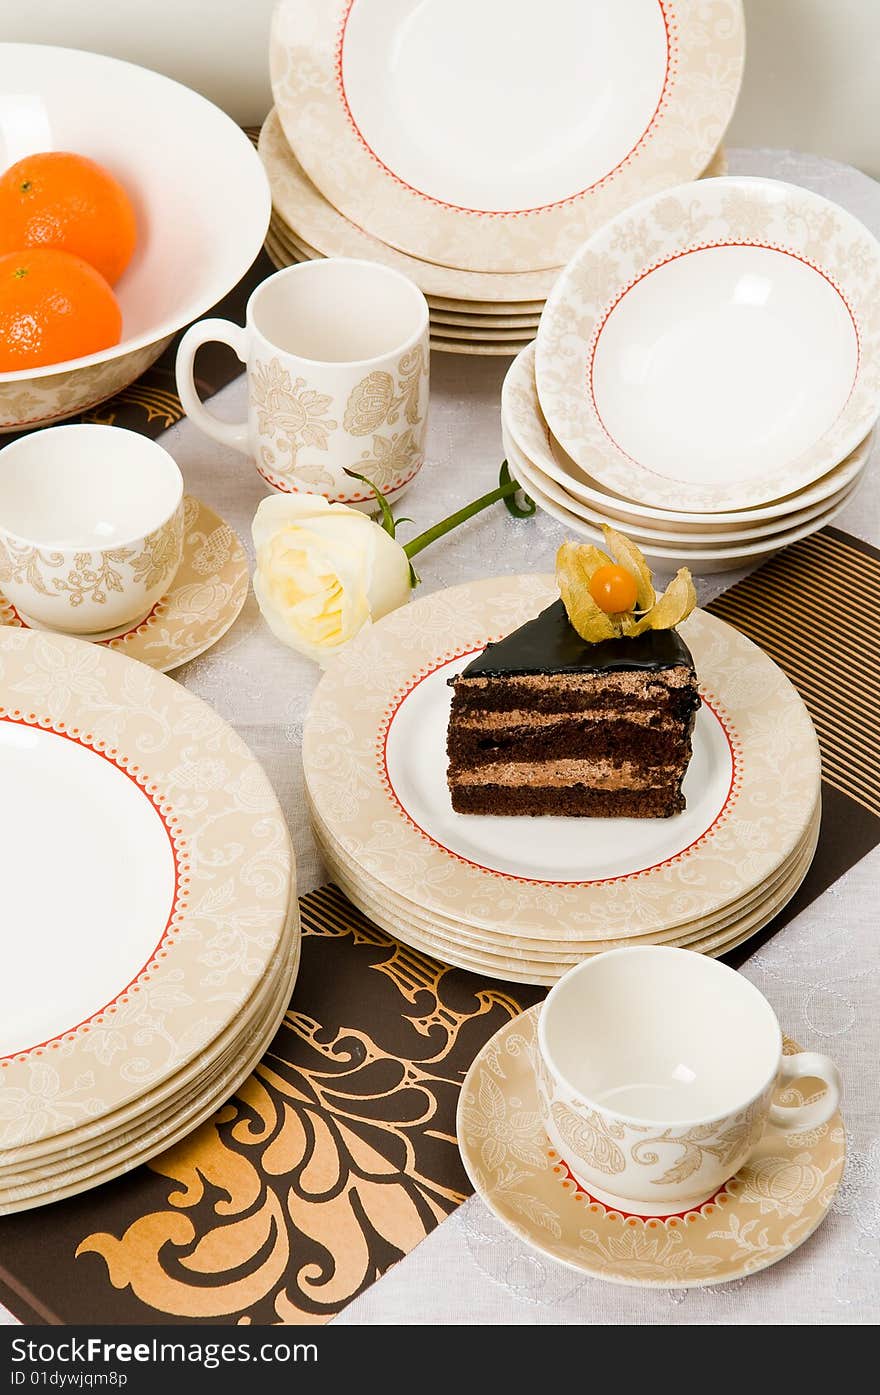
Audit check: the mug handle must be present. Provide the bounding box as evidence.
[767,1051,842,1132]
[175,318,250,453]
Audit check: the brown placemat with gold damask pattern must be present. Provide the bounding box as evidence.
[0,527,878,1325]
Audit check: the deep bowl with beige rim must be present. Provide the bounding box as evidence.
[0,44,270,431]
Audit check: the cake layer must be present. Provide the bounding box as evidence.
[450,669,699,719]
[449,784,686,818]
[448,758,679,790]
[448,716,692,767]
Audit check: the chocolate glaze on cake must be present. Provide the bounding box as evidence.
[447,600,700,819]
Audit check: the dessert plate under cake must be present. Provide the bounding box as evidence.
[303,576,821,945]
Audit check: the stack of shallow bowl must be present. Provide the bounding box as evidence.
[0,629,297,1214]
[303,574,822,987]
[506,175,880,570]
[262,0,743,355]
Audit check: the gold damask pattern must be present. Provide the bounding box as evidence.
[0,339,172,433]
[548,1101,627,1177]
[0,887,540,1324]
[342,345,425,437]
[0,539,64,597]
[131,514,185,592]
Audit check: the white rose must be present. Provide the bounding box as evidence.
[251,494,412,667]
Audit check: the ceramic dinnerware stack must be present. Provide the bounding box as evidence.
[303,574,822,987]
[0,627,298,1214]
[509,175,880,570]
[263,0,744,353]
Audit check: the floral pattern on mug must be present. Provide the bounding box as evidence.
[254,341,428,497]
[537,1053,776,1198]
[0,509,183,611]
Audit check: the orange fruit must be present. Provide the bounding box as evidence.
[0,249,122,371]
[0,151,137,286]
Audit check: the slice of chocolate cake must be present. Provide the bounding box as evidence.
[447,598,700,818]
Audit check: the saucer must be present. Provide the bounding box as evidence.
[458,1006,846,1287]
[0,495,248,673]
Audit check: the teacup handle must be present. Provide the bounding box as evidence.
[768,1051,842,1133]
[175,318,251,453]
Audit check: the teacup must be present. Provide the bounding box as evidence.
[0,424,184,636]
[536,946,841,1214]
[175,258,430,507]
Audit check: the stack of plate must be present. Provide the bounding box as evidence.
[304,575,821,987]
[510,176,880,570]
[262,0,743,354]
[0,629,297,1214]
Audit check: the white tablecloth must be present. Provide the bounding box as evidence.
[3,150,878,1326]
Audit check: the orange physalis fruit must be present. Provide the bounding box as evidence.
[589,563,639,615]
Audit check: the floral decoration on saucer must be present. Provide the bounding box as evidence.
[0,496,248,673]
[457,1006,846,1287]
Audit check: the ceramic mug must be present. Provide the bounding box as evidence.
[0,424,184,635]
[175,258,430,507]
[535,945,842,1214]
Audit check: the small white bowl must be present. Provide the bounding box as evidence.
[0,44,270,431]
[0,424,184,634]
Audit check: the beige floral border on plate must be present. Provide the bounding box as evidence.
[0,628,294,1146]
[270,1,744,273]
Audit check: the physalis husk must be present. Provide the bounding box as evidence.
[557,525,697,643]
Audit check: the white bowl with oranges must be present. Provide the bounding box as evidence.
[0,44,270,431]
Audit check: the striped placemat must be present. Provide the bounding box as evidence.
[708,527,880,819]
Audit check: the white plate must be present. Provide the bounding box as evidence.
[320,819,818,986]
[270,219,545,323]
[430,340,527,358]
[504,342,876,530]
[310,790,818,955]
[0,628,293,1146]
[271,1,744,272]
[0,939,300,1212]
[386,656,732,884]
[505,432,864,571]
[429,324,538,343]
[537,177,880,510]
